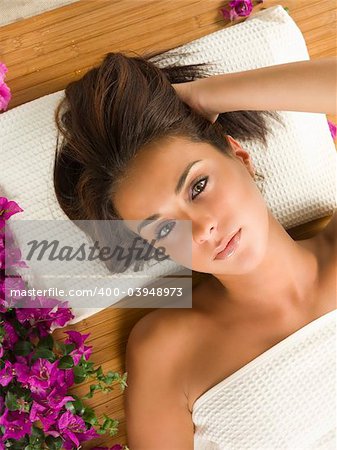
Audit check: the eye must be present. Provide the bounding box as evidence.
[153,176,208,242]
[191,176,208,200]
[155,221,176,241]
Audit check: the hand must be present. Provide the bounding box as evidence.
[172,80,219,124]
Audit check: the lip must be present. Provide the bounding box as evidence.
[214,229,241,260]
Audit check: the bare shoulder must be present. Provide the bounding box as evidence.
[127,307,196,352]
[126,307,199,380]
[125,308,196,448]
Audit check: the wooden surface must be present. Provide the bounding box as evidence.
[1,0,336,447]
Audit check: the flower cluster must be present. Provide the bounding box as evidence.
[0,197,128,449]
[328,120,337,140]
[219,0,263,22]
[0,63,11,112]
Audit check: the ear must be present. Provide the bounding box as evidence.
[226,135,255,178]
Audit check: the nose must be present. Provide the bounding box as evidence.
[193,217,217,245]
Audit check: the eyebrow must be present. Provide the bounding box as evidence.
[136,159,202,234]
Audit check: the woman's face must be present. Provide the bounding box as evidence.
[113,135,270,275]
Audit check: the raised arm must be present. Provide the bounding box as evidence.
[173,57,337,120]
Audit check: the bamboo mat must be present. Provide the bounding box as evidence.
[1,1,336,447]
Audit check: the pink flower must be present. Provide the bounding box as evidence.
[3,246,28,270]
[0,360,15,387]
[220,0,254,21]
[0,63,11,112]
[0,409,32,440]
[64,330,92,365]
[56,410,88,447]
[328,120,337,140]
[0,197,23,229]
[29,400,58,427]
[28,359,64,394]
[15,296,74,336]
[0,394,4,415]
[12,361,30,385]
[2,320,19,349]
[29,391,75,431]
[0,63,8,84]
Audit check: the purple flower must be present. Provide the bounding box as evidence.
[29,400,57,426]
[0,63,11,112]
[0,409,32,440]
[0,360,14,387]
[64,330,92,365]
[12,361,30,385]
[0,197,23,229]
[0,360,30,389]
[3,246,28,270]
[28,359,64,394]
[0,82,11,112]
[3,276,28,309]
[0,247,4,271]
[220,0,254,21]
[328,120,337,140]
[2,320,19,349]
[15,296,74,336]
[45,411,100,449]
[56,410,88,447]
[29,389,75,432]
[75,426,101,447]
[0,394,4,415]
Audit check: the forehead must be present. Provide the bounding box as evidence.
[113,136,224,221]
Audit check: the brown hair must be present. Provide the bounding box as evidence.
[53,50,281,274]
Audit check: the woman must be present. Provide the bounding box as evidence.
[53,53,336,449]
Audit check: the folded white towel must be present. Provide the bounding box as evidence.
[192,309,337,449]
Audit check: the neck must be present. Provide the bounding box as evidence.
[212,212,319,314]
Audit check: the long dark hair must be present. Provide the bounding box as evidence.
[53,50,281,275]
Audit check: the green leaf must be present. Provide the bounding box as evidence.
[73,365,87,383]
[31,347,56,362]
[64,343,76,355]
[72,398,85,415]
[103,370,121,385]
[14,340,33,356]
[45,436,63,450]
[83,383,101,399]
[12,319,29,339]
[82,405,97,423]
[58,355,74,369]
[65,401,76,413]
[29,425,44,448]
[55,342,66,354]
[101,417,113,430]
[74,375,87,384]
[95,365,104,380]
[37,334,54,350]
[5,391,19,411]
[8,440,29,450]
[120,371,128,391]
